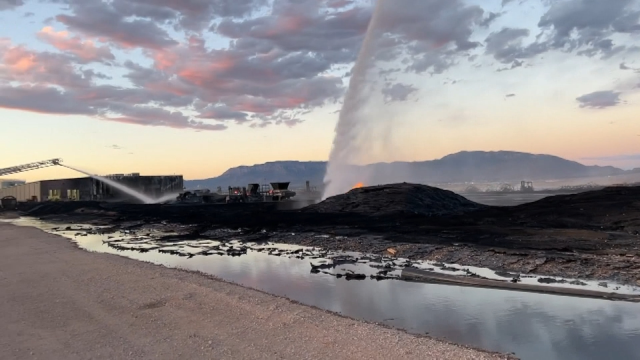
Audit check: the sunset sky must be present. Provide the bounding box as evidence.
[1,0,639,182]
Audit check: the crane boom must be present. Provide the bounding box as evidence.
[0,159,62,177]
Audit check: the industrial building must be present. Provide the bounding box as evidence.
[0,179,26,189]
[0,174,184,202]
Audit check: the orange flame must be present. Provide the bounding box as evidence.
[353,182,364,189]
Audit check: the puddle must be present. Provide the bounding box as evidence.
[10,218,640,360]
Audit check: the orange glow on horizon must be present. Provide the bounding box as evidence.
[353,182,364,189]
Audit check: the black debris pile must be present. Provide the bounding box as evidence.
[304,183,486,217]
[25,201,105,217]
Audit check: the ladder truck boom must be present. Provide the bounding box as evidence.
[0,159,63,177]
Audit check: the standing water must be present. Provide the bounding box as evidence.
[10,218,640,360]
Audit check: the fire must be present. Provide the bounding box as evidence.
[353,182,364,189]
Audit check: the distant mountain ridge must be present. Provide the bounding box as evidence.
[185,151,634,190]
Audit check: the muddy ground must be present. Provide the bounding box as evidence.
[5,184,640,285]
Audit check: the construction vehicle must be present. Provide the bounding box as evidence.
[520,181,534,192]
[176,182,298,205]
[224,183,296,203]
[227,186,247,203]
[268,182,296,201]
[176,189,226,204]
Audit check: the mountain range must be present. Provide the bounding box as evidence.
[184,151,638,190]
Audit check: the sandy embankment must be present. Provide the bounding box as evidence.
[0,222,511,360]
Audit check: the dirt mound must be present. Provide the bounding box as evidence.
[505,185,640,230]
[304,183,486,217]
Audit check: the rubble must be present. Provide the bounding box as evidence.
[304,183,486,216]
[12,183,640,285]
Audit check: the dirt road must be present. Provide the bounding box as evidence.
[0,222,510,360]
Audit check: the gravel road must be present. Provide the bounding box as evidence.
[0,222,512,360]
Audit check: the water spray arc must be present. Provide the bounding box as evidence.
[60,164,156,204]
[0,158,164,204]
[322,0,385,199]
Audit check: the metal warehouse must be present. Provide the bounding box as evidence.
[0,174,184,202]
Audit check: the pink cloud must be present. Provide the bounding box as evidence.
[137,35,343,120]
[1,44,37,72]
[36,26,115,63]
[0,39,226,131]
[0,41,94,88]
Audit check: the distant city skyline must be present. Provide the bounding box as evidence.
[1,0,639,182]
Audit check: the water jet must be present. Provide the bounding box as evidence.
[323,0,385,199]
[60,164,157,204]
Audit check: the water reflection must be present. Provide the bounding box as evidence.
[15,220,640,360]
[463,193,555,206]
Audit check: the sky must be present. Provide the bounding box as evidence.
[0,0,639,182]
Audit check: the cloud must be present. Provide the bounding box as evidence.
[51,0,268,39]
[576,38,626,59]
[538,0,639,57]
[215,1,371,65]
[482,0,640,68]
[0,85,97,115]
[620,62,640,72]
[217,0,488,77]
[114,0,268,31]
[612,9,640,33]
[480,12,503,28]
[0,0,23,11]
[103,105,228,131]
[0,34,333,130]
[142,35,345,121]
[2,0,638,133]
[376,0,485,52]
[56,0,178,49]
[496,59,524,71]
[0,41,99,88]
[381,83,417,103]
[576,90,622,109]
[485,28,540,64]
[372,0,486,74]
[36,26,115,63]
[196,104,249,123]
[0,39,228,131]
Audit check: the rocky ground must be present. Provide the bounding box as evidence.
[0,222,512,360]
[7,183,640,285]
